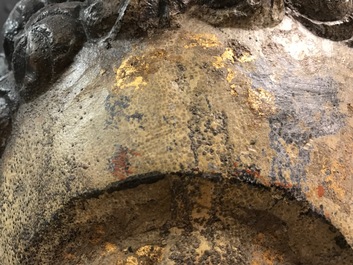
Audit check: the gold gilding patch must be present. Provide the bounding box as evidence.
[114,32,252,102]
[248,87,276,116]
[237,51,254,63]
[227,69,239,97]
[115,49,167,90]
[184,33,221,49]
[104,242,118,253]
[136,245,163,262]
[213,56,225,69]
[226,68,236,83]
[212,47,254,97]
[126,256,139,265]
[230,84,238,96]
[213,48,235,69]
[222,48,235,63]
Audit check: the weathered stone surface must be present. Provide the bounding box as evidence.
[9,176,353,264]
[1,3,353,264]
[0,0,18,53]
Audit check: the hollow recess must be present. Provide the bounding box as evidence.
[26,174,353,264]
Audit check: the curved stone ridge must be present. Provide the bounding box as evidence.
[14,174,353,264]
[286,0,353,43]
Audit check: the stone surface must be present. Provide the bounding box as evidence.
[0,0,18,53]
[12,176,353,264]
[1,2,353,264]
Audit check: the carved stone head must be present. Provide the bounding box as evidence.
[1,0,353,264]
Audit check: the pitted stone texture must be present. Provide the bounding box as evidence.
[9,175,353,264]
[0,97,11,154]
[1,14,353,264]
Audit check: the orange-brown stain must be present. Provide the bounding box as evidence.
[111,146,140,180]
[273,181,293,189]
[317,185,325,198]
[231,163,270,186]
